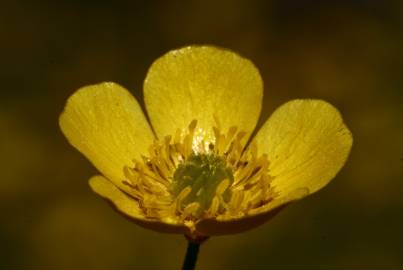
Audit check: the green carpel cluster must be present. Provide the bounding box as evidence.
[172,154,234,216]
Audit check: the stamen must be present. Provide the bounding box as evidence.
[176,186,192,212]
[207,196,220,216]
[216,179,230,195]
[182,202,200,219]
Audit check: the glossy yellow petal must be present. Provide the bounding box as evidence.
[253,99,353,197]
[59,82,154,191]
[144,46,263,144]
[89,176,190,234]
[196,188,308,236]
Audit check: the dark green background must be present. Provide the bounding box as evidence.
[1,0,402,269]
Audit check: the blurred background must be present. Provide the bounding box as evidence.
[1,0,402,269]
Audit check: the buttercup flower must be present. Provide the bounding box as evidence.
[59,46,352,239]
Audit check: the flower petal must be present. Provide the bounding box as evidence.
[196,188,308,235]
[144,46,263,144]
[253,99,353,197]
[89,176,190,234]
[59,82,154,191]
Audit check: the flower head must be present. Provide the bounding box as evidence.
[59,46,352,238]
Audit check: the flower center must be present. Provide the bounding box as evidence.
[122,120,277,227]
[172,154,233,217]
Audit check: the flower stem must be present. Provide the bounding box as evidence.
[181,240,200,270]
[182,235,209,270]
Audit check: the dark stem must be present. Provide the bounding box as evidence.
[182,240,201,270]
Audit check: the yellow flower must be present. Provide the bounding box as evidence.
[59,46,352,238]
